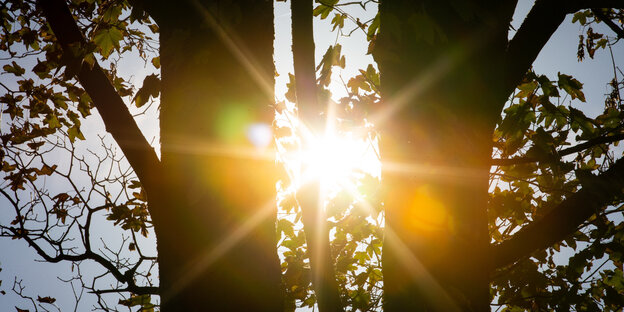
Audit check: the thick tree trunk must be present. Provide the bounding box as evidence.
[149,1,283,311]
[374,1,513,310]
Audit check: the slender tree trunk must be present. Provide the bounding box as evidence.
[374,1,514,310]
[149,1,283,310]
[291,1,343,311]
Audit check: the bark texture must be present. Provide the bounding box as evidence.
[152,1,283,310]
[374,1,513,310]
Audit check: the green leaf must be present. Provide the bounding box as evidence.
[44,114,61,129]
[515,81,538,98]
[367,14,380,40]
[67,125,85,142]
[93,27,123,58]
[151,56,160,69]
[558,72,586,102]
[102,4,122,23]
[331,13,346,31]
[118,294,153,310]
[313,0,338,19]
[572,10,591,25]
[537,75,559,97]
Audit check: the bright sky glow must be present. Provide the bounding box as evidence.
[297,128,380,195]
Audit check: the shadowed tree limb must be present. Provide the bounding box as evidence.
[591,8,624,39]
[504,0,568,99]
[6,225,158,295]
[490,157,624,270]
[126,0,166,26]
[504,0,624,101]
[36,0,161,192]
[491,132,624,166]
[291,0,343,311]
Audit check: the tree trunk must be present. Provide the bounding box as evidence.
[374,1,513,310]
[148,1,283,310]
[291,1,343,311]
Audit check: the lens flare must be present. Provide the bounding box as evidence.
[299,131,377,193]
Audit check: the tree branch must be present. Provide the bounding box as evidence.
[292,1,343,311]
[10,226,157,296]
[591,8,624,39]
[36,0,161,191]
[491,132,624,166]
[568,0,624,12]
[504,1,623,100]
[504,0,568,99]
[292,0,323,129]
[90,286,158,295]
[490,157,624,270]
[126,0,165,26]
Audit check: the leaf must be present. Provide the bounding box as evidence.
[558,73,586,102]
[285,73,297,103]
[44,113,61,129]
[128,180,142,189]
[572,10,591,25]
[77,94,92,117]
[133,74,160,107]
[331,13,346,31]
[3,61,25,76]
[67,125,85,142]
[277,218,295,237]
[317,44,344,87]
[367,14,380,40]
[536,75,559,97]
[37,296,56,304]
[35,164,57,176]
[27,141,44,150]
[132,190,146,201]
[118,294,153,308]
[15,307,29,312]
[313,0,338,19]
[102,4,122,23]
[93,27,123,58]
[151,56,160,69]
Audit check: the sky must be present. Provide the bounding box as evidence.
[0,0,623,311]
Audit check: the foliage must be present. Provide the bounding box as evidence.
[490,12,624,309]
[1,0,159,310]
[1,0,624,311]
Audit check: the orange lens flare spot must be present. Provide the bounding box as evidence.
[403,186,453,235]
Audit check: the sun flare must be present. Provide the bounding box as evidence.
[300,131,379,191]
[276,115,381,198]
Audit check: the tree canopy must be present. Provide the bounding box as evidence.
[1,0,624,311]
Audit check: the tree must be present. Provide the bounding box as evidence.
[1,0,623,312]
[2,0,282,311]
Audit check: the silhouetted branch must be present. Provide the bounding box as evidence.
[591,8,624,39]
[36,0,161,192]
[505,0,567,99]
[293,0,323,129]
[505,1,623,101]
[490,157,624,269]
[491,132,624,166]
[126,0,165,26]
[292,1,343,311]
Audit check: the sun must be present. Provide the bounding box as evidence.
[294,121,381,196]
